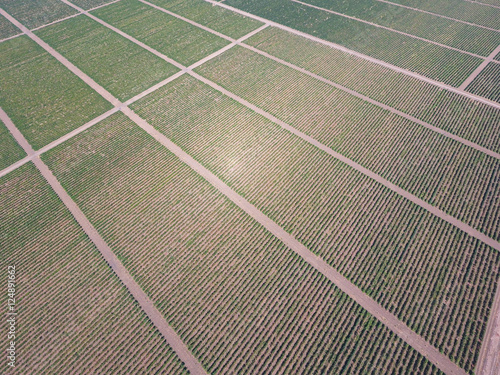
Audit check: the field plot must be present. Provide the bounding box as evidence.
[195,46,500,241]
[466,62,500,103]
[0,14,20,39]
[131,75,500,373]
[69,0,120,10]
[0,0,77,30]
[0,36,111,150]
[92,0,229,66]
[42,112,443,375]
[0,163,188,374]
[288,0,500,56]
[145,0,263,39]
[224,0,483,87]
[387,0,500,30]
[245,27,500,152]
[0,118,25,170]
[34,15,178,101]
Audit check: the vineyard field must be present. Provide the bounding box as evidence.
[288,0,500,56]
[92,0,229,66]
[0,163,189,374]
[387,0,500,29]
[42,112,444,375]
[195,45,500,241]
[0,14,20,39]
[0,118,25,170]
[34,15,178,101]
[0,0,77,29]
[131,75,500,373]
[0,36,112,150]
[466,62,500,103]
[145,0,264,39]
[245,26,500,152]
[224,0,483,87]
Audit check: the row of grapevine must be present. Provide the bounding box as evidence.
[194,45,500,241]
[131,75,500,373]
[0,0,77,29]
[92,0,230,67]
[0,163,189,374]
[34,14,178,102]
[244,27,500,152]
[42,111,443,374]
[0,36,111,150]
[290,0,500,56]
[222,0,483,87]
[0,118,25,170]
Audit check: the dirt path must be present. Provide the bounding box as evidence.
[375,0,500,31]
[205,0,500,110]
[0,5,489,374]
[290,0,485,58]
[459,43,500,89]
[477,282,500,375]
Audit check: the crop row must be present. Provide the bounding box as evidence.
[0,36,111,150]
[0,118,25,170]
[144,0,264,39]
[0,0,77,30]
[195,45,500,241]
[245,26,500,152]
[0,14,20,39]
[34,14,178,102]
[0,163,188,374]
[290,0,500,56]
[224,0,482,87]
[466,62,500,103]
[42,111,443,374]
[92,0,230,66]
[388,0,500,29]
[131,75,500,373]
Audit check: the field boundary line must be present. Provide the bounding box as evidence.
[121,105,467,375]
[463,0,500,9]
[289,0,485,58]
[459,43,500,89]
[0,32,23,43]
[134,0,500,159]
[203,0,500,110]
[477,280,500,375]
[375,0,500,32]
[0,106,208,375]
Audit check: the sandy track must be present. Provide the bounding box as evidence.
[459,43,500,89]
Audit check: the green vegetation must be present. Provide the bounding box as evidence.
[145,0,264,39]
[0,0,77,29]
[35,15,178,101]
[0,14,20,39]
[466,63,500,103]
[0,36,111,150]
[245,27,500,152]
[195,45,500,240]
[225,0,483,86]
[69,0,119,10]
[0,163,189,374]
[131,75,500,373]
[92,0,229,66]
[388,0,500,29]
[0,118,25,170]
[292,0,500,56]
[43,112,442,374]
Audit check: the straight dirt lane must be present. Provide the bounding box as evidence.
[460,43,500,89]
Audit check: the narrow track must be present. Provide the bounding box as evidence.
[459,43,500,89]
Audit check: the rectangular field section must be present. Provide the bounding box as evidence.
[43,111,442,375]
[34,15,179,101]
[92,0,229,66]
[0,118,25,171]
[195,45,500,241]
[465,62,500,103]
[0,0,77,29]
[0,163,188,374]
[0,36,112,150]
[245,26,500,153]
[132,75,500,373]
[0,14,20,39]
